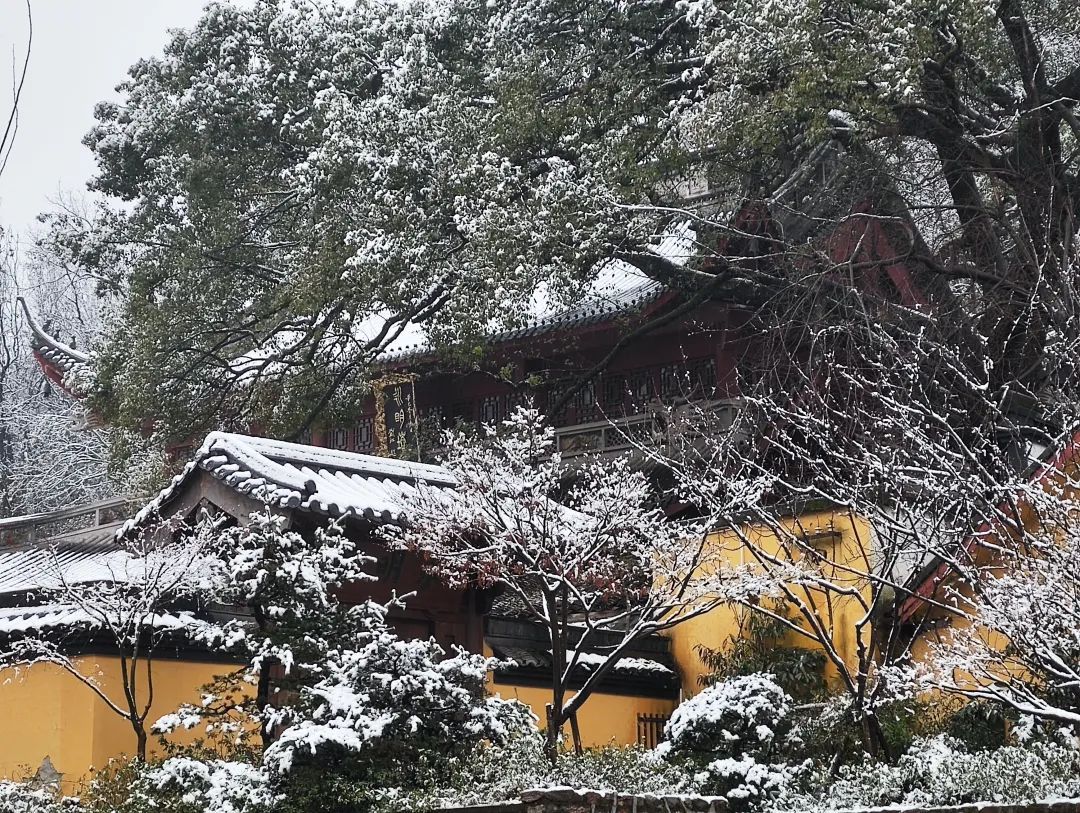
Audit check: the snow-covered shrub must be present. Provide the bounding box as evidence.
[778,734,1080,810]
[662,674,792,760]
[262,600,532,787]
[700,757,802,808]
[386,734,695,811]
[659,675,798,810]
[157,512,378,750]
[550,744,692,795]
[138,757,274,813]
[0,781,71,813]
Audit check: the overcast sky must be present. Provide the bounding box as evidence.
[0,1,217,242]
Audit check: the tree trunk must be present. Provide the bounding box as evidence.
[133,720,148,762]
[544,704,560,764]
[569,710,584,756]
[859,708,892,762]
[257,662,274,748]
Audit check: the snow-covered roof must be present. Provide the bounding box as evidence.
[492,646,674,676]
[373,221,697,362]
[0,532,129,595]
[124,431,463,532]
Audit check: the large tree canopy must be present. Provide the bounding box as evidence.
[45,0,1079,443]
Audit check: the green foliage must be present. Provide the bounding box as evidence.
[51,0,1079,446]
[791,696,1011,770]
[944,700,1011,753]
[788,697,863,766]
[788,697,926,767]
[79,759,178,813]
[876,701,922,759]
[695,609,827,702]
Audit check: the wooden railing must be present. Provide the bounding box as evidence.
[0,496,136,546]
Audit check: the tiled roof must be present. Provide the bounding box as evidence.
[0,528,127,595]
[124,431,464,532]
[490,644,675,677]
[485,616,680,696]
[372,221,697,363]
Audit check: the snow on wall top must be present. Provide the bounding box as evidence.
[0,603,198,635]
[122,431,463,534]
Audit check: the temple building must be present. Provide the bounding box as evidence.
[4,151,983,782]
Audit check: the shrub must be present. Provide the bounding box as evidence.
[662,674,792,760]
[790,696,947,766]
[76,757,272,813]
[945,700,1011,752]
[659,675,798,811]
[695,611,826,702]
[384,734,693,812]
[777,734,1080,810]
[0,781,71,813]
[787,696,862,766]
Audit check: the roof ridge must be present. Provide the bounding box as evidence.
[17,296,91,364]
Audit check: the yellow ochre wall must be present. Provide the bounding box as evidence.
[0,650,673,788]
[665,510,875,698]
[488,682,676,747]
[0,656,233,792]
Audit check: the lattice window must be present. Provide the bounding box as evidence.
[355,416,375,453]
[626,368,655,409]
[689,357,717,398]
[660,363,684,400]
[660,358,717,401]
[571,379,600,423]
[327,427,350,450]
[479,395,502,424]
[601,373,627,416]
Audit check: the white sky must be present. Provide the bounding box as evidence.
[0,1,217,242]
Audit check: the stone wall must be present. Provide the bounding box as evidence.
[521,788,727,813]
[431,793,1080,813]
[832,803,1080,813]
